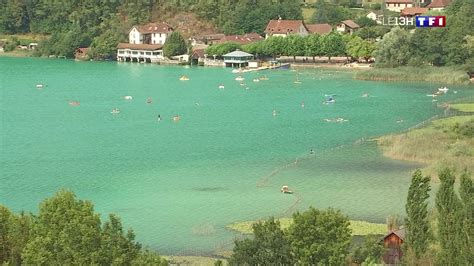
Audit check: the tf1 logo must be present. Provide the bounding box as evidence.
[415,16,446,27]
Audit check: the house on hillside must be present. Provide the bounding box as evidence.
[336,20,360,34]
[215,33,264,45]
[223,50,254,68]
[264,18,309,38]
[381,228,405,264]
[306,23,333,35]
[427,0,452,10]
[401,7,428,17]
[190,33,225,46]
[385,0,414,12]
[129,22,173,45]
[366,11,384,24]
[117,22,173,63]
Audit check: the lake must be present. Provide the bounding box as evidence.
[0,57,472,255]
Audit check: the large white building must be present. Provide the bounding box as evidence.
[128,22,173,45]
[385,0,414,12]
[117,22,173,63]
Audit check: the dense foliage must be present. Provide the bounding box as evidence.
[0,190,166,265]
[375,0,474,68]
[163,31,188,58]
[230,207,351,265]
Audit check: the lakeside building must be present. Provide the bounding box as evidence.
[305,23,333,35]
[381,228,405,264]
[336,20,360,34]
[223,50,254,68]
[264,18,309,38]
[117,22,172,62]
[427,0,452,10]
[117,43,164,63]
[385,0,414,12]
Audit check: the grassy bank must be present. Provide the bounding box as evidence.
[450,103,474,112]
[355,66,471,85]
[377,115,474,179]
[227,218,386,236]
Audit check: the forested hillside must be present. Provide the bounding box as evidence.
[0,0,302,58]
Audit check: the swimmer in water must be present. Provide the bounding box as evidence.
[310,149,315,155]
[301,101,305,108]
[272,109,277,116]
[157,114,162,121]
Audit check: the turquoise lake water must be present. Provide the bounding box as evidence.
[1,57,473,255]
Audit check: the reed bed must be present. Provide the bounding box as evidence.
[355,67,470,85]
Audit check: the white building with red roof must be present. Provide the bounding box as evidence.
[215,33,264,45]
[336,20,360,34]
[306,23,333,35]
[129,22,174,45]
[264,18,308,38]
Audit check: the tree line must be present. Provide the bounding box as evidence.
[0,190,167,265]
[205,33,376,62]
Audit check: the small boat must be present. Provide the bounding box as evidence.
[36,84,44,89]
[68,101,80,106]
[281,186,293,194]
[232,68,243,74]
[179,75,189,81]
[362,93,369,98]
[438,87,448,93]
[218,84,225,89]
[294,80,302,84]
[235,76,245,81]
[146,97,153,104]
[259,76,269,81]
[324,96,336,104]
[426,94,437,97]
[253,78,260,82]
[111,108,120,114]
[173,115,181,122]
[123,96,133,100]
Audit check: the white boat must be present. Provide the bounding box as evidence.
[123,96,133,100]
[253,78,260,82]
[232,68,243,74]
[36,84,44,88]
[111,108,120,114]
[179,75,189,81]
[218,85,225,89]
[235,76,245,81]
[426,94,437,97]
[438,87,448,93]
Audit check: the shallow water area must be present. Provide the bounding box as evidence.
[1,57,472,254]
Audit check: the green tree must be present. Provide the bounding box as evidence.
[262,36,287,59]
[405,169,431,260]
[286,35,305,61]
[435,168,463,266]
[100,214,141,265]
[163,31,188,58]
[321,33,346,62]
[288,207,351,265]
[356,17,377,27]
[459,171,473,265]
[206,42,241,57]
[132,249,168,265]
[350,235,385,264]
[374,27,411,67]
[305,34,322,62]
[230,217,292,265]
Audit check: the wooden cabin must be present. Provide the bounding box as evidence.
[381,228,405,264]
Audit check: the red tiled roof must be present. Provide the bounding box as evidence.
[216,33,263,45]
[133,22,173,34]
[117,43,163,51]
[306,23,332,35]
[340,20,360,29]
[386,0,413,3]
[427,0,452,8]
[382,228,406,241]
[194,33,225,41]
[401,7,428,15]
[264,19,307,35]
